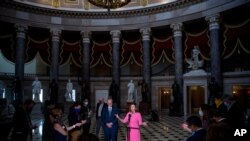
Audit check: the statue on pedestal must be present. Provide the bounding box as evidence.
[186,46,204,70]
[109,80,119,104]
[32,77,42,102]
[169,80,182,116]
[65,79,73,102]
[138,79,148,102]
[127,80,135,102]
[208,77,220,105]
[171,80,180,105]
[78,77,90,102]
[50,79,58,104]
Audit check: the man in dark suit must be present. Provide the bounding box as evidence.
[186,116,206,141]
[101,98,119,141]
[223,95,245,129]
[81,99,92,135]
[95,97,106,136]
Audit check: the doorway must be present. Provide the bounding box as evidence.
[95,89,109,105]
[187,86,205,114]
[160,87,171,111]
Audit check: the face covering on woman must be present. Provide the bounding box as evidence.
[198,109,204,117]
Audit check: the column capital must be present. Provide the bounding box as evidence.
[81,31,91,43]
[15,24,27,39]
[140,28,151,41]
[50,29,61,42]
[170,23,183,37]
[206,14,220,30]
[110,30,121,43]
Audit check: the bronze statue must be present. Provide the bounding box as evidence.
[109,80,119,103]
[139,79,148,102]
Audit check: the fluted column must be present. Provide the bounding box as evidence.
[171,23,183,114]
[50,29,61,103]
[110,30,121,107]
[15,24,27,102]
[81,31,91,101]
[206,15,222,89]
[140,28,151,106]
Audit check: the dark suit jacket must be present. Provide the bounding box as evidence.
[187,128,206,141]
[227,101,245,129]
[96,102,107,119]
[101,105,119,130]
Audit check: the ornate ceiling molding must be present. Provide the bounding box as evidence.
[0,0,201,19]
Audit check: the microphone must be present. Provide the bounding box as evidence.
[128,114,131,122]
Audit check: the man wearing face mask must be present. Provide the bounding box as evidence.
[11,99,36,141]
[185,116,206,141]
[81,99,92,135]
[68,102,84,141]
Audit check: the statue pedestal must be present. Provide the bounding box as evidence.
[139,101,149,115]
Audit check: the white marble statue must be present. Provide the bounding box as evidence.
[186,46,204,70]
[65,79,73,102]
[127,80,135,102]
[32,77,42,102]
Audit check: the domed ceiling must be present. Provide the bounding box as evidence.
[15,0,178,11]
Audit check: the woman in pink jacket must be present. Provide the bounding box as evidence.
[115,103,147,141]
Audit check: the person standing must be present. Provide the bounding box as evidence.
[11,99,36,141]
[185,116,207,141]
[101,98,119,141]
[81,99,92,135]
[115,103,147,141]
[95,97,106,136]
[68,102,83,141]
[51,107,85,141]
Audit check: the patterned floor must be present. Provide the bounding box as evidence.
[30,104,190,141]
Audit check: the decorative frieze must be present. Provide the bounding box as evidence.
[0,0,201,18]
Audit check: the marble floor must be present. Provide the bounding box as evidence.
[30,104,190,141]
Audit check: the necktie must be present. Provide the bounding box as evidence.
[108,107,112,117]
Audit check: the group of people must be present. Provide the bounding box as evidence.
[42,96,148,141]
[182,94,250,141]
[42,98,93,141]
[95,97,148,141]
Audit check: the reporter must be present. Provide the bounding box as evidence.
[51,107,86,141]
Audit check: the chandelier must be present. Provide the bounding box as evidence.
[88,0,131,11]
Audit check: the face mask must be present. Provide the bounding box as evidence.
[224,102,230,109]
[198,110,204,117]
[74,109,81,113]
[84,102,88,105]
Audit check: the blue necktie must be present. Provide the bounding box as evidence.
[108,107,112,117]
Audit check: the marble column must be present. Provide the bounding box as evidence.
[81,31,91,101]
[206,15,222,88]
[110,30,121,107]
[140,28,151,106]
[15,24,27,102]
[170,23,183,114]
[50,29,61,103]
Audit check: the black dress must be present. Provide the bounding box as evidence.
[52,119,67,141]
